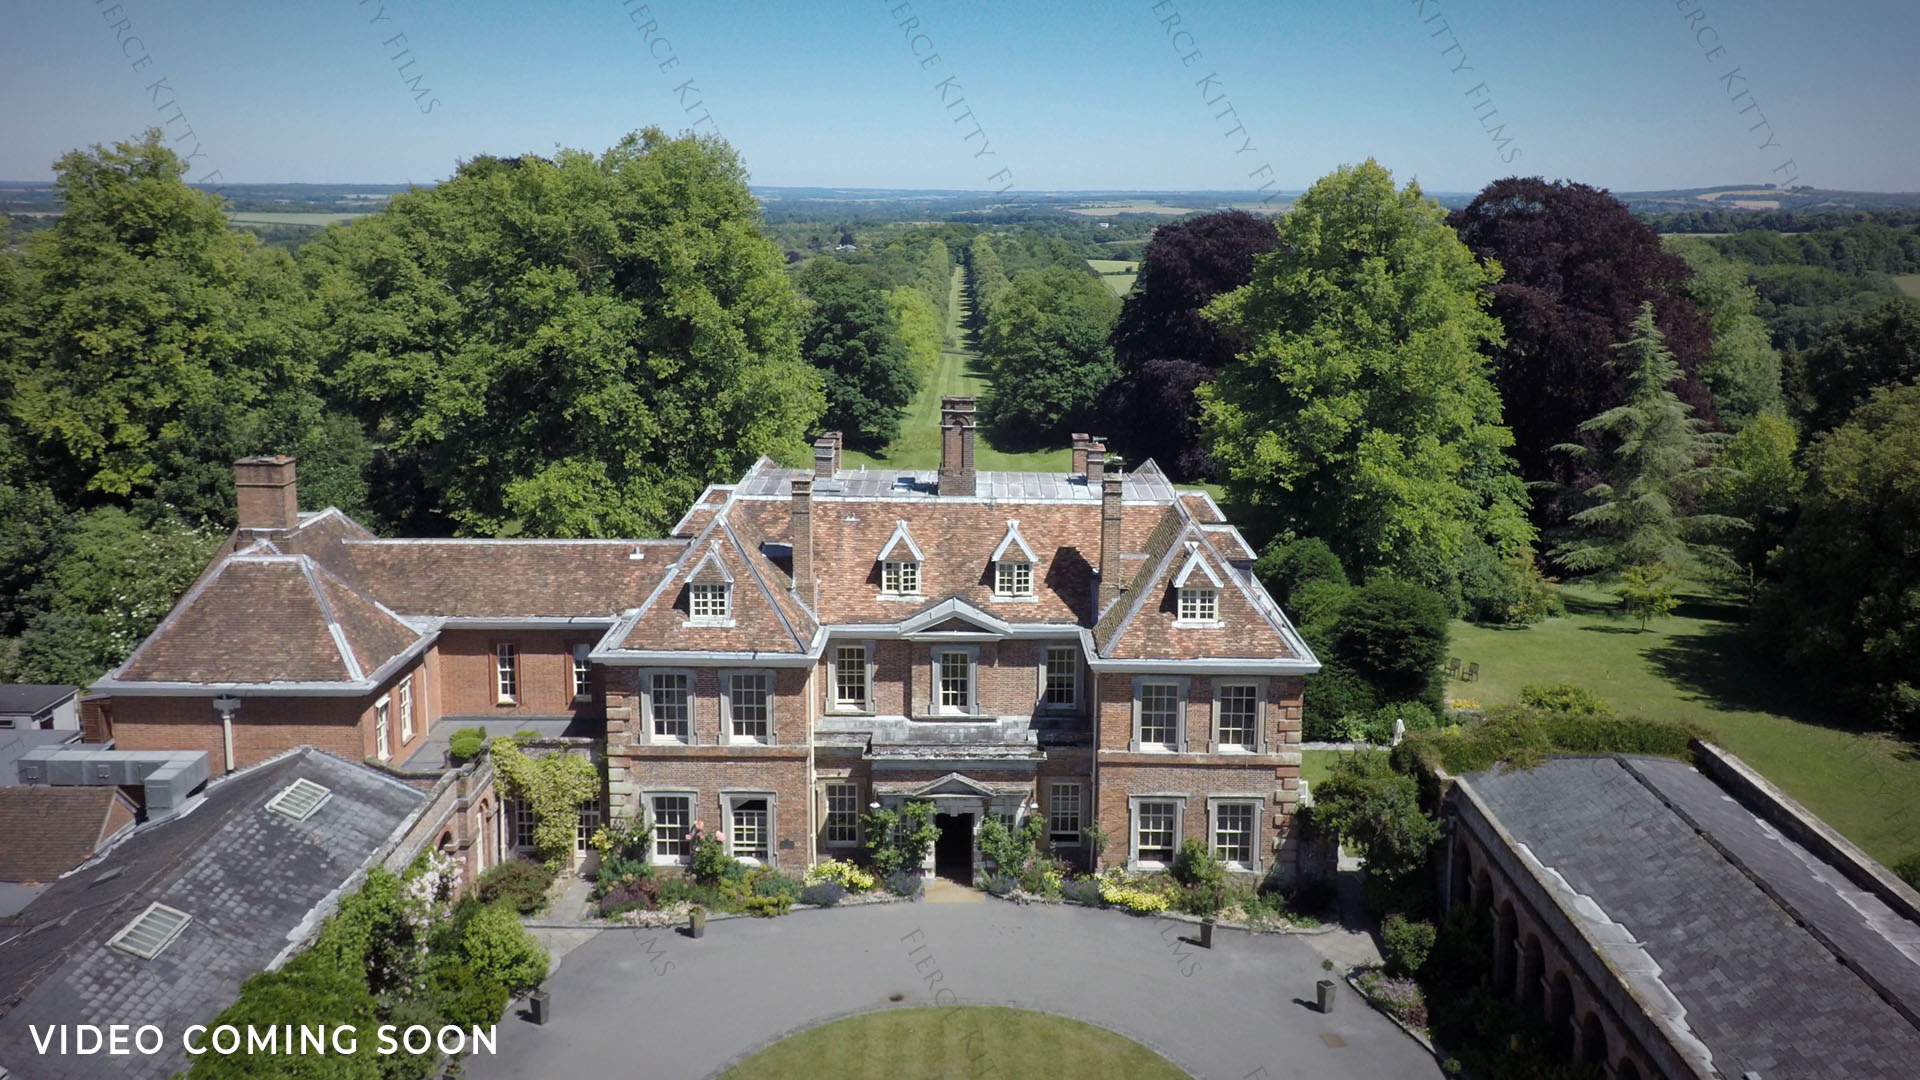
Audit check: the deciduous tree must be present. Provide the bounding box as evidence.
[977,266,1119,443]
[1200,160,1533,585]
[794,259,916,449]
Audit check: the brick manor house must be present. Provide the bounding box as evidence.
[83,399,1320,882]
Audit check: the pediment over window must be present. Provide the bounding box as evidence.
[876,520,924,563]
[898,597,1012,638]
[990,519,1036,564]
[687,542,734,585]
[1170,541,1223,589]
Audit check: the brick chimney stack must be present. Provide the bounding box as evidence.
[1070,433,1092,477]
[1099,468,1125,611]
[824,431,843,474]
[939,397,977,497]
[234,455,299,532]
[1085,439,1107,489]
[791,475,815,608]
[813,435,837,479]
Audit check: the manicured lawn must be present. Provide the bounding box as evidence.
[716,1006,1186,1080]
[1301,747,1385,790]
[1447,582,1920,865]
[843,266,1070,472]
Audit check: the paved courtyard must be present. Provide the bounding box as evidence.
[470,900,1442,1080]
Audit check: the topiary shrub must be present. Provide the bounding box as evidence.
[447,726,489,763]
[460,902,550,995]
[1382,914,1437,976]
[799,882,847,907]
[474,860,555,916]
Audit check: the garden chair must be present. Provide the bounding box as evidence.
[1466,662,1480,682]
[1446,657,1462,679]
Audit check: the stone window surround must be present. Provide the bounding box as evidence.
[721,789,778,866]
[643,789,696,866]
[928,645,980,716]
[1130,675,1191,752]
[1207,795,1265,874]
[1037,643,1080,712]
[822,780,860,849]
[639,668,697,745]
[1127,794,1187,872]
[723,669,777,745]
[828,640,877,715]
[1209,680,1267,754]
[1047,780,1084,846]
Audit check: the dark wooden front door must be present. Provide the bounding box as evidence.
[933,812,974,884]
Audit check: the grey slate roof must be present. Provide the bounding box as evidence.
[0,685,76,717]
[1465,755,1920,1079]
[0,747,425,1080]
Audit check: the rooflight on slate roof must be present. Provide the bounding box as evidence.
[108,902,192,959]
[266,778,332,821]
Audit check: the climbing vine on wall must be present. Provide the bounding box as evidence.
[489,737,600,869]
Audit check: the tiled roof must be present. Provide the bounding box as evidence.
[1093,506,1301,661]
[612,516,811,654]
[112,555,427,686]
[0,748,425,1080]
[1464,755,1920,1078]
[0,787,132,883]
[333,538,684,618]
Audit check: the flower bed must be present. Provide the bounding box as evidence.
[1351,966,1430,1036]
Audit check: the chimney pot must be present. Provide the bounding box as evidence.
[939,397,977,497]
[1098,468,1124,612]
[791,475,815,607]
[233,455,299,532]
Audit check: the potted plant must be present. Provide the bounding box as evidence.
[688,904,707,938]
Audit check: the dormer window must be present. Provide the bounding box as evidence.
[1171,539,1224,626]
[1178,587,1217,623]
[877,519,925,597]
[990,519,1036,599]
[690,582,731,621]
[883,560,921,595]
[994,561,1032,596]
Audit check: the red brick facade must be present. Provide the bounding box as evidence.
[92,439,1319,880]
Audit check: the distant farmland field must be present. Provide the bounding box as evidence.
[1087,259,1139,297]
[227,211,369,226]
[1066,201,1196,217]
[1895,274,1920,300]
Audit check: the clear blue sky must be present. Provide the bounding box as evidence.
[5,0,1916,192]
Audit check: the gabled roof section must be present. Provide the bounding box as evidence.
[1170,541,1225,589]
[1092,502,1318,668]
[989,519,1036,564]
[0,787,134,883]
[605,510,811,657]
[333,538,684,619]
[106,555,429,689]
[876,519,925,563]
[686,542,735,585]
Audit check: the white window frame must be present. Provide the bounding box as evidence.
[882,559,921,596]
[929,646,978,716]
[649,792,694,865]
[574,797,604,857]
[824,781,859,848]
[689,582,731,623]
[643,669,695,745]
[571,643,593,702]
[1040,645,1078,709]
[495,643,518,704]
[1177,586,1219,625]
[831,643,872,713]
[1047,781,1083,846]
[1211,681,1265,753]
[723,792,776,866]
[373,696,391,762]
[398,674,414,745]
[724,670,775,745]
[1208,797,1262,873]
[1128,795,1186,871]
[994,560,1032,597]
[1131,676,1188,752]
